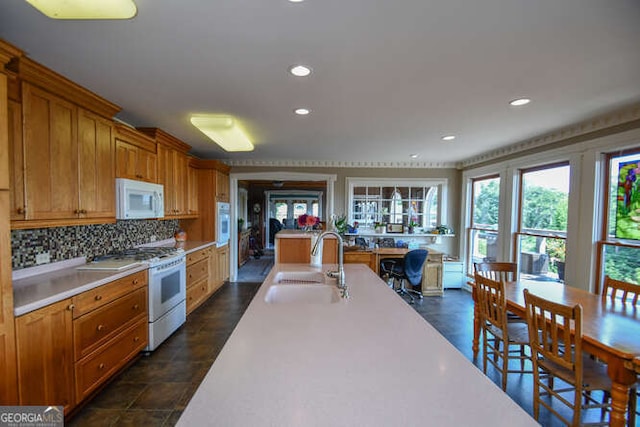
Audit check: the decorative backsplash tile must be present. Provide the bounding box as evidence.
[11,220,180,270]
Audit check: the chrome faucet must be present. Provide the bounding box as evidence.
[311,230,349,298]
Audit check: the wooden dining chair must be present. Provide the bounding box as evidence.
[602,275,640,305]
[601,276,639,426]
[474,273,531,391]
[474,262,524,323]
[524,288,617,426]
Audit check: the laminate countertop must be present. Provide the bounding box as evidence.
[178,263,536,426]
[12,239,216,316]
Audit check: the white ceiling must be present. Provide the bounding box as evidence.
[1,0,640,166]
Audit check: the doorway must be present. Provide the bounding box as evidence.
[229,172,337,282]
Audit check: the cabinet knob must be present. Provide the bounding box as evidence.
[133,304,139,310]
[97,324,105,331]
[16,207,25,214]
[98,363,105,370]
[94,295,103,301]
[134,336,140,342]
[81,209,87,214]
[67,304,75,311]
[133,279,139,285]
[74,209,80,214]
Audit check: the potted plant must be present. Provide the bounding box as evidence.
[237,218,245,232]
[374,222,385,234]
[408,220,419,234]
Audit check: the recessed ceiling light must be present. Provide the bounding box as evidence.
[190,115,254,152]
[289,65,312,77]
[509,98,531,106]
[288,0,305,2]
[25,0,137,19]
[294,108,310,115]
[410,154,419,159]
[442,135,456,141]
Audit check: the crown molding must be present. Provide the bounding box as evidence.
[222,159,458,169]
[460,103,640,169]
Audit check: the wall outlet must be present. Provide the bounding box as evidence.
[150,235,157,242]
[35,253,51,265]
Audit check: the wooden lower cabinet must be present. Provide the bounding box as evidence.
[217,245,229,283]
[15,270,149,414]
[186,250,211,315]
[238,230,251,267]
[422,252,444,296]
[274,235,338,264]
[344,251,375,271]
[15,298,75,414]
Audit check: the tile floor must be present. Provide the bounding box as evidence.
[68,277,637,426]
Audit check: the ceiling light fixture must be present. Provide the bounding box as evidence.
[294,108,310,115]
[288,0,305,2]
[410,154,419,159]
[25,0,137,19]
[289,65,312,77]
[190,115,254,152]
[442,135,456,141]
[509,98,531,106]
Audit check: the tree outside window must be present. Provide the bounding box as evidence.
[468,176,500,273]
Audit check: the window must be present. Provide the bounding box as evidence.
[347,178,447,231]
[468,176,500,272]
[597,150,640,287]
[516,163,569,284]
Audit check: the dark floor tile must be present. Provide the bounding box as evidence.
[163,410,183,426]
[114,409,171,427]
[67,408,121,427]
[129,382,190,410]
[86,382,147,409]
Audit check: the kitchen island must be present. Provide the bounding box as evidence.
[178,263,536,426]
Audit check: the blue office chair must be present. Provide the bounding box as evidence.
[380,249,428,304]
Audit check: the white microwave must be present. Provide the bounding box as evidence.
[116,178,164,220]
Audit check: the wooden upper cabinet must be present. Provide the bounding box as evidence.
[77,109,115,219]
[8,99,25,221]
[187,162,199,216]
[114,124,157,183]
[216,169,229,202]
[138,127,191,218]
[22,83,79,220]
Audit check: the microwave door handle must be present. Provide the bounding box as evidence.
[155,191,162,215]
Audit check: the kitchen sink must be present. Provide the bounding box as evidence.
[264,284,340,304]
[273,271,326,285]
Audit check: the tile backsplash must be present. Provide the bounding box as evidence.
[11,219,180,270]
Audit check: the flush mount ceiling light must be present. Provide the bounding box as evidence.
[410,154,419,159]
[288,0,305,2]
[25,0,137,19]
[294,108,310,115]
[441,135,456,141]
[509,98,531,106]
[190,115,254,152]
[289,65,312,77]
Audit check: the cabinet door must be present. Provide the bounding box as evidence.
[78,109,115,219]
[8,99,25,220]
[23,83,78,220]
[15,299,75,414]
[218,246,229,282]
[216,170,229,202]
[137,147,157,183]
[156,144,175,215]
[187,165,198,216]
[172,150,188,215]
[0,191,18,404]
[115,140,137,180]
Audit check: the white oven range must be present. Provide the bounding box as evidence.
[79,246,186,351]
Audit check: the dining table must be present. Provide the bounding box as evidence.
[471,279,640,427]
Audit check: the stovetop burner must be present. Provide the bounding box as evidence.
[94,246,183,262]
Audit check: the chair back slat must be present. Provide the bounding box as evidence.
[602,275,640,305]
[524,289,582,375]
[474,262,518,283]
[474,274,508,332]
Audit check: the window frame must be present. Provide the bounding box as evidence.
[346,177,448,230]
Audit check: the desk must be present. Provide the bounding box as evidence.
[471,280,640,427]
[374,248,444,296]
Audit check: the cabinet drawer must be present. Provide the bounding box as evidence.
[72,270,147,318]
[75,319,147,402]
[186,278,209,315]
[187,258,209,286]
[74,287,147,360]
[187,247,211,266]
